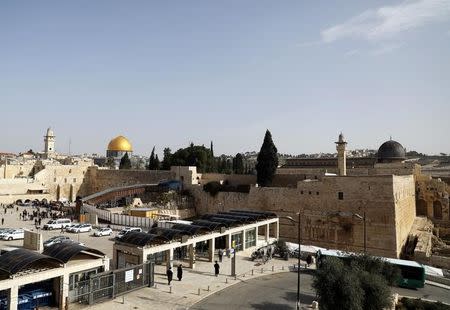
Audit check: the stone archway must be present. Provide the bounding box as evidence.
[416,199,427,216]
[433,201,443,220]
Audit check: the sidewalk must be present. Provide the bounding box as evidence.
[70,250,302,310]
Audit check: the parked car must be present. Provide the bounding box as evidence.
[116,227,142,240]
[43,235,71,247]
[0,229,25,241]
[68,224,92,233]
[94,227,113,237]
[43,219,72,230]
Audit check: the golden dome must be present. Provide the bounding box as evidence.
[107,136,133,152]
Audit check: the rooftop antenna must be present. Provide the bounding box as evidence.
[69,137,71,156]
[389,135,392,140]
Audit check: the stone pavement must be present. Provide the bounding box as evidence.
[70,249,304,310]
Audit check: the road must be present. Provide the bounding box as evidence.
[192,272,450,310]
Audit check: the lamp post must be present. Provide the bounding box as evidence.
[282,212,301,310]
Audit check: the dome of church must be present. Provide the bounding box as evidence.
[107,136,133,152]
[377,140,406,163]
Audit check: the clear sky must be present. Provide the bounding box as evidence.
[1,0,450,156]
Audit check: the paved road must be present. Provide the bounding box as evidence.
[192,272,450,310]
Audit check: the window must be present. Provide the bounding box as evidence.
[309,191,312,195]
[316,192,319,195]
[338,192,344,200]
[54,178,57,182]
[300,191,304,194]
[73,178,77,183]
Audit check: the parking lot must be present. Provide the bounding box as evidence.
[0,205,116,259]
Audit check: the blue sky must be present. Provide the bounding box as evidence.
[1,0,450,156]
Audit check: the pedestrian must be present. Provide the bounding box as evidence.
[166,267,173,285]
[306,255,313,268]
[1,218,4,225]
[226,248,230,258]
[61,226,64,234]
[177,264,183,281]
[218,249,223,262]
[19,213,22,220]
[38,218,41,226]
[214,261,220,277]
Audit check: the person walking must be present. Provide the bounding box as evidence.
[166,267,173,285]
[214,261,220,277]
[177,264,183,281]
[218,249,223,262]
[226,248,230,258]
[1,218,4,225]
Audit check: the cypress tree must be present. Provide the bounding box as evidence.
[148,146,156,170]
[255,130,278,186]
[162,147,172,170]
[119,153,132,170]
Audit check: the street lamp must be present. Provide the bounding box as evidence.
[332,211,366,253]
[281,212,301,310]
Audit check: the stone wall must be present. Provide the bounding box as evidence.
[85,167,174,195]
[188,174,415,258]
[416,174,449,221]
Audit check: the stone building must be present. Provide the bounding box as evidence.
[176,134,438,258]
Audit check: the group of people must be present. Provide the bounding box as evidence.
[217,248,232,262]
[166,264,183,285]
[166,261,221,285]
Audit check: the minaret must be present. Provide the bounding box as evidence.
[44,127,56,156]
[335,132,347,176]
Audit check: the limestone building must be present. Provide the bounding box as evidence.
[44,127,56,158]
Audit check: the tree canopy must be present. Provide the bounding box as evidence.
[313,255,397,310]
[119,153,132,170]
[148,146,159,170]
[255,130,278,186]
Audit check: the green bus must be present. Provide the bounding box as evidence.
[316,249,425,289]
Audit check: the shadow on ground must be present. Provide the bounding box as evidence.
[250,302,293,310]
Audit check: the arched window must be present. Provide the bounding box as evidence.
[416,199,427,216]
[433,201,443,220]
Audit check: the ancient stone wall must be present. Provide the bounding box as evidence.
[416,174,449,221]
[85,167,174,195]
[188,175,414,258]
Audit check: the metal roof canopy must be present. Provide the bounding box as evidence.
[191,220,226,230]
[214,212,256,222]
[201,214,243,224]
[0,248,62,276]
[203,216,238,227]
[230,209,277,217]
[119,232,169,247]
[226,211,268,220]
[170,224,211,236]
[43,242,105,263]
[148,227,186,241]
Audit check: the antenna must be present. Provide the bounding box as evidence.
[69,138,72,156]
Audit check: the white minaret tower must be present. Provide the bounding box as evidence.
[44,127,56,156]
[335,132,347,176]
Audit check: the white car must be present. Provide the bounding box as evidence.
[43,219,72,230]
[94,227,113,237]
[69,224,92,233]
[0,229,25,241]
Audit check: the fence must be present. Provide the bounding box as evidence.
[69,261,154,305]
[82,204,154,229]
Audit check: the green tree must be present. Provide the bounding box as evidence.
[170,143,215,173]
[161,148,172,170]
[314,255,395,310]
[233,153,245,174]
[256,130,278,186]
[148,146,158,170]
[119,153,132,170]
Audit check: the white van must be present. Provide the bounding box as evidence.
[43,219,72,230]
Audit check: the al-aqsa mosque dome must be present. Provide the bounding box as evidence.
[377,139,406,163]
[106,136,133,167]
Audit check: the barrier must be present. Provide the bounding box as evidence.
[82,205,154,229]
